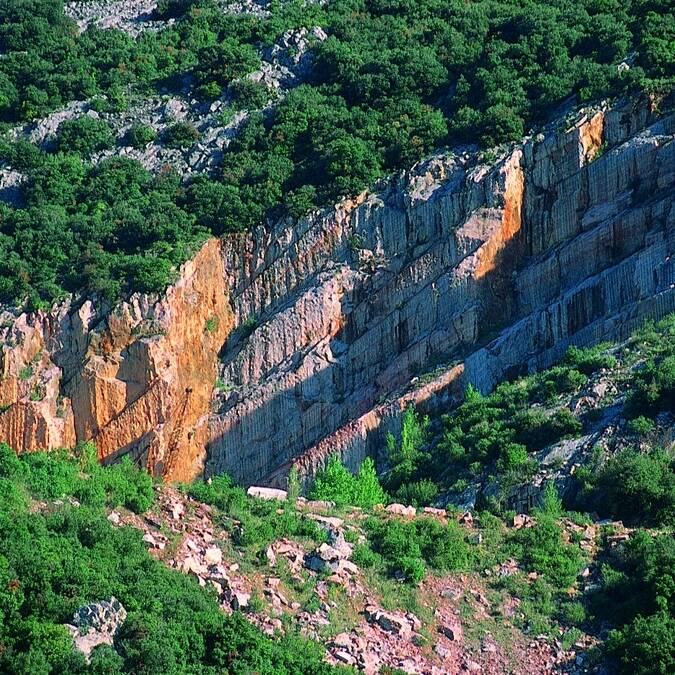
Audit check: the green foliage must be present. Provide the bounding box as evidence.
[392,479,438,507]
[627,415,656,435]
[56,116,115,155]
[0,150,208,307]
[607,612,675,675]
[558,600,586,626]
[186,473,247,512]
[365,516,470,583]
[564,344,616,375]
[536,482,563,520]
[204,316,218,333]
[576,448,675,526]
[595,530,675,675]
[193,41,261,96]
[186,474,325,552]
[308,456,387,508]
[230,79,273,110]
[1,0,671,306]
[286,466,301,505]
[512,519,584,589]
[390,367,585,505]
[124,123,157,149]
[18,365,34,381]
[0,444,345,674]
[162,121,200,149]
[628,354,675,416]
[1,442,154,514]
[384,406,429,494]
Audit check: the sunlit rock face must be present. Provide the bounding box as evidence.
[0,238,233,482]
[1,97,673,487]
[207,98,675,486]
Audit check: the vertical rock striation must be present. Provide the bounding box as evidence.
[207,98,675,486]
[1,97,673,487]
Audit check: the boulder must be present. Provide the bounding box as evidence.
[246,486,288,501]
[385,503,416,518]
[204,546,223,566]
[68,597,127,661]
[231,592,250,611]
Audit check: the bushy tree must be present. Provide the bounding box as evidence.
[56,116,115,155]
[308,456,387,508]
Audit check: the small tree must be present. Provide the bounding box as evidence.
[353,458,387,508]
[308,456,387,508]
[384,406,429,492]
[286,466,301,505]
[308,456,355,506]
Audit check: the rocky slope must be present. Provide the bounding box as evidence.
[106,483,605,675]
[1,95,673,485]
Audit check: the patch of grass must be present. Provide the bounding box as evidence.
[204,315,219,333]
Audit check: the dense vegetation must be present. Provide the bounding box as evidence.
[368,315,675,672]
[382,315,675,514]
[1,0,673,307]
[597,531,675,675]
[0,443,344,674]
[1,304,673,673]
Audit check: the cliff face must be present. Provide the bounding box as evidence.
[0,239,233,481]
[208,97,675,486]
[1,97,674,487]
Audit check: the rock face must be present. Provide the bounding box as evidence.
[207,96,675,486]
[0,239,233,481]
[1,97,674,486]
[66,597,127,661]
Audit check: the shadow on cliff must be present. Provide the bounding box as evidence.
[204,217,531,488]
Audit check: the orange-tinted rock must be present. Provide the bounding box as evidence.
[0,238,233,482]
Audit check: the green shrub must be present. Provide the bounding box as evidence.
[0,446,344,674]
[628,355,675,416]
[532,366,588,402]
[308,456,387,508]
[384,406,429,492]
[579,448,675,526]
[204,316,218,333]
[565,345,616,375]
[56,116,115,155]
[163,121,200,149]
[125,123,157,149]
[513,519,584,589]
[558,601,587,626]
[393,479,438,507]
[607,612,675,675]
[365,516,470,582]
[513,409,582,451]
[189,474,325,551]
[627,415,656,435]
[230,80,272,110]
[187,474,247,512]
[351,543,381,568]
[596,531,675,675]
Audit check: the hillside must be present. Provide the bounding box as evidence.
[0,317,672,674]
[0,1,674,673]
[0,0,672,308]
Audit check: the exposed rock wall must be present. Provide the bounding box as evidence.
[1,97,673,488]
[207,97,675,486]
[0,239,233,481]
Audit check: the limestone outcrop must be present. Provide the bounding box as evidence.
[1,96,673,487]
[207,96,675,485]
[0,239,233,481]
